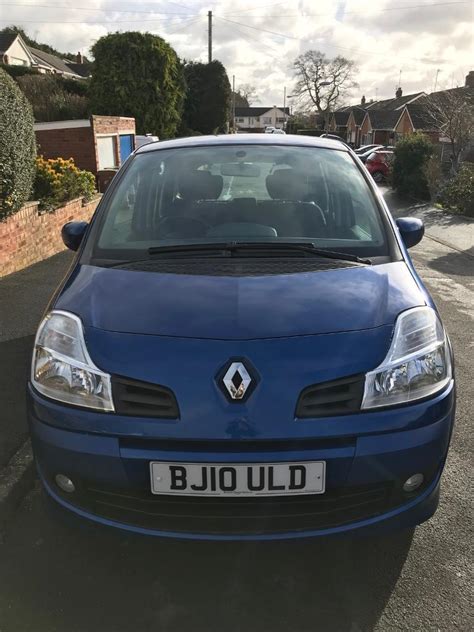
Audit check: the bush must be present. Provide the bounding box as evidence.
[89,32,185,138]
[0,68,36,220]
[0,62,39,78]
[438,163,474,217]
[16,74,89,121]
[392,133,433,200]
[33,156,96,210]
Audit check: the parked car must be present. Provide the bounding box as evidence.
[29,134,455,541]
[355,144,383,155]
[270,128,286,134]
[135,134,159,148]
[264,126,275,133]
[366,150,394,182]
[356,146,384,163]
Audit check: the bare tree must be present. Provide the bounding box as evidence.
[293,51,358,129]
[237,83,258,106]
[426,90,474,172]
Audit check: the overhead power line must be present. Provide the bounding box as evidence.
[216,16,448,65]
[221,0,472,17]
[0,3,199,15]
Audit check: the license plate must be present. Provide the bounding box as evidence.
[150,461,326,497]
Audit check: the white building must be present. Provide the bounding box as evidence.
[234,106,291,132]
[0,32,88,78]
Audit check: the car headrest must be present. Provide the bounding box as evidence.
[266,169,307,200]
[179,171,223,200]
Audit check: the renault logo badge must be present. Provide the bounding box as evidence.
[222,362,252,400]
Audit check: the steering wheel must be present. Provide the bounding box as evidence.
[155,216,210,239]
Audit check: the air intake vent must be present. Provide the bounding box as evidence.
[112,376,179,419]
[296,374,365,418]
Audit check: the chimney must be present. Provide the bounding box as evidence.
[466,71,474,88]
[76,52,84,64]
[396,86,403,98]
[361,95,366,106]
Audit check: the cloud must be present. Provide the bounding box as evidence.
[4,0,472,105]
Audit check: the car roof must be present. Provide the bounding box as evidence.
[135,133,349,155]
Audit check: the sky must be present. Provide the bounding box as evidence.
[2,0,473,107]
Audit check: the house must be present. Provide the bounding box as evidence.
[345,107,367,146]
[328,110,351,137]
[359,110,404,146]
[0,32,35,67]
[234,106,290,132]
[0,32,87,79]
[29,47,87,79]
[34,115,136,192]
[363,88,425,111]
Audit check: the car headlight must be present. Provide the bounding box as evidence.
[362,306,452,409]
[31,310,114,411]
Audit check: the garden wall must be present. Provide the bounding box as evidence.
[0,195,100,278]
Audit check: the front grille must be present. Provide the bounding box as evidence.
[69,481,394,535]
[111,376,179,418]
[296,374,365,418]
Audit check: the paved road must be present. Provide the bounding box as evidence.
[0,233,472,631]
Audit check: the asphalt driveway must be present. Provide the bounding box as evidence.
[0,201,472,631]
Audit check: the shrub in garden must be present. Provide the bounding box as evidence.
[16,74,89,122]
[0,68,36,220]
[438,163,474,217]
[34,157,96,210]
[392,133,433,200]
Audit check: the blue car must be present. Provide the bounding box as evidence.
[28,134,455,540]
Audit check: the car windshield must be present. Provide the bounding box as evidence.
[94,143,389,260]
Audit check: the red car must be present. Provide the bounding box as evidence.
[365,150,394,182]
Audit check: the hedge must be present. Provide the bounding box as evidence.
[0,68,36,220]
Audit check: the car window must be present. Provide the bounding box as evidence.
[95,144,389,259]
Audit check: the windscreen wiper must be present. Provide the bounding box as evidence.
[147,242,371,264]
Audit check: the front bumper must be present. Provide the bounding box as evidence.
[28,381,455,541]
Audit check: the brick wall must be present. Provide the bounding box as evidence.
[0,196,100,278]
[92,115,136,135]
[35,126,97,174]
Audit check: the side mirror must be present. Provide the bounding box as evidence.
[396,217,424,249]
[61,221,88,251]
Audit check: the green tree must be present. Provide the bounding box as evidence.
[89,32,185,138]
[392,133,434,199]
[182,60,231,135]
[0,68,36,219]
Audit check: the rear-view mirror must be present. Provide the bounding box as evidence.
[220,162,261,177]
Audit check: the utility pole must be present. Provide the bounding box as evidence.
[283,86,287,130]
[433,68,440,92]
[232,74,236,133]
[208,10,212,63]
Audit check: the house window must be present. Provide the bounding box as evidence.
[97,136,118,170]
[263,117,272,124]
[277,117,286,123]
[236,118,244,123]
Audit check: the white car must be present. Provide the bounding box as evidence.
[135,134,159,148]
[264,126,275,133]
[269,128,286,134]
